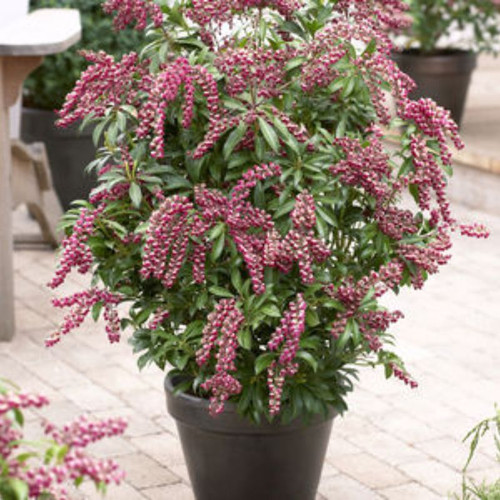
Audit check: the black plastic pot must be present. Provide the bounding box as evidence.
[392,49,477,128]
[21,108,96,211]
[165,375,335,500]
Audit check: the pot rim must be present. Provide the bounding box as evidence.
[392,49,477,74]
[164,374,337,435]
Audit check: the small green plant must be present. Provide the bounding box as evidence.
[23,0,142,110]
[401,0,500,54]
[452,406,500,500]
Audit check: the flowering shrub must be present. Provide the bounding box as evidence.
[400,0,500,54]
[48,0,488,423]
[0,379,126,499]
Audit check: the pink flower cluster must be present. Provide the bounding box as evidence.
[0,392,49,415]
[141,195,195,288]
[42,415,127,448]
[459,223,490,239]
[186,0,304,27]
[335,0,410,31]
[137,58,219,158]
[57,51,147,129]
[196,299,245,414]
[375,206,418,241]
[331,132,392,202]
[215,47,291,99]
[0,387,126,500]
[391,362,418,388]
[147,308,171,330]
[273,191,331,284]
[198,165,329,293]
[102,0,163,30]
[326,261,405,354]
[139,164,329,295]
[299,9,413,115]
[49,206,103,289]
[267,294,307,415]
[46,288,121,346]
[398,229,452,288]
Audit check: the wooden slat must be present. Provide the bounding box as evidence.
[0,9,81,56]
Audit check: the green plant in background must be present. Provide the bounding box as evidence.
[402,0,500,54]
[23,0,142,110]
[452,406,500,500]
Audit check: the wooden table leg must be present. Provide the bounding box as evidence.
[0,55,42,341]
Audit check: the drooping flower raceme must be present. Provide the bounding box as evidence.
[267,294,307,415]
[197,299,245,415]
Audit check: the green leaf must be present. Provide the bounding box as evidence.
[104,220,128,237]
[258,117,280,153]
[255,352,276,375]
[92,119,107,146]
[335,115,347,138]
[129,183,142,208]
[274,199,295,219]
[261,304,282,318]
[336,326,351,352]
[208,223,225,241]
[305,308,320,327]
[285,56,306,71]
[223,121,248,159]
[272,115,300,154]
[91,302,104,322]
[6,479,29,500]
[56,444,69,464]
[210,232,225,262]
[208,286,234,298]
[231,268,242,292]
[12,408,24,427]
[296,350,318,372]
[237,329,252,350]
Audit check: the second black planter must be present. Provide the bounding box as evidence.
[21,107,96,211]
[165,375,336,500]
[392,49,477,128]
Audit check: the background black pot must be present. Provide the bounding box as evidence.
[393,49,477,128]
[165,375,336,500]
[21,107,96,211]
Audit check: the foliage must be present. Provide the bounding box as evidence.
[23,0,142,110]
[400,0,500,54]
[48,0,488,424]
[0,379,126,500]
[452,406,500,500]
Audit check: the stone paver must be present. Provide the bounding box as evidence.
[142,483,195,500]
[2,57,500,500]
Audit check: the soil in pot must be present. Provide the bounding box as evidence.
[393,49,477,127]
[165,375,336,500]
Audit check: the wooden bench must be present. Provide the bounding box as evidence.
[0,9,81,341]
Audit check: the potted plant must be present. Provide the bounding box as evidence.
[392,0,500,127]
[46,0,488,499]
[22,0,142,210]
